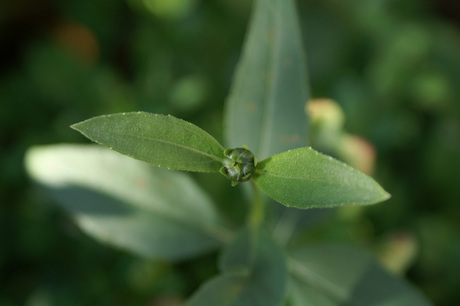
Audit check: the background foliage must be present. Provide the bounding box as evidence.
[1,0,460,305]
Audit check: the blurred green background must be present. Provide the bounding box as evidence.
[1,0,459,305]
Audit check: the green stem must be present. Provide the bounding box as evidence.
[245,181,265,264]
[249,180,265,229]
[273,210,301,246]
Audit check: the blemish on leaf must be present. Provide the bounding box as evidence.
[246,102,257,112]
[281,134,300,144]
[268,26,277,42]
[284,59,293,67]
[135,177,148,189]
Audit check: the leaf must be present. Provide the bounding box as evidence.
[286,245,432,306]
[224,0,309,160]
[253,147,390,209]
[71,112,225,172]
[185,229,287,306]
[25,144,230,260]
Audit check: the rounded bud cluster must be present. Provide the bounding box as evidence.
[219,147,257,186]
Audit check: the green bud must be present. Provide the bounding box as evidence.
[219,146,257,186]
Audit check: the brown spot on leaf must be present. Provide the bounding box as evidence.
[135,177,148,189]
[246,102,257,112]
[268,27,277,42]
[281,134,301,144]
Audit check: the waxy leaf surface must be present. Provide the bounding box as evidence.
[253,147,390,209]
[72,112,224,172]
[25,145,229,260]
[287,245,432,306]
[185,229,287,306]
[225,0,309,160]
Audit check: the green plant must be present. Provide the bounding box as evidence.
[25,0,432,305]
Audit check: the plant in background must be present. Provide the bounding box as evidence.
[25,0,432,305]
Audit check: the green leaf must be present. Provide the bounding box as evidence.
[185,229,287,306]
[224,0,309,160]
[71,112,225,172]
[287,245,432,306]
[25,144,230,260]
[253,147,390,209]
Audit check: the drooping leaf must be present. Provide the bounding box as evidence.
[253,147,390,209]
[224,0,309,160]
[286,245,432,306]
[25,144,230,260]
[71,112,225,172]
[185,229,287,306]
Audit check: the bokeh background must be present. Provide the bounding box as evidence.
[1,0,459,305]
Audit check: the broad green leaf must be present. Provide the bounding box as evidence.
[185,229,287,306]
[286,245,432,306]
[224,0,309,160]
[253,147,390,209]
[25,144,230,260]
[71,112,225,172]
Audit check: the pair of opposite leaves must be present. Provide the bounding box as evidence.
[71,112,390,209]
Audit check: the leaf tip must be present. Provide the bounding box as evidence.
[70,120,91,139]
[380,189,392,202]
[365,186,391,206]
[70,122,84,133]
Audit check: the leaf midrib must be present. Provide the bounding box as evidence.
[259,171,373,190]
[259,1,280,160]
[107,132,224,163]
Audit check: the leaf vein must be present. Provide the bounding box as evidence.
[110,132,223,163]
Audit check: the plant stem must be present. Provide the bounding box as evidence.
[249,180,264,229]
[273,210,301,246]
[245,181,265,264]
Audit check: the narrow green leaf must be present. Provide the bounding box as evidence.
[71,112,225,172]
[25,144,230,260]
[224,0,309,160]
[287,245,432,306]
[253,147,390,209]
[185,229,287,306]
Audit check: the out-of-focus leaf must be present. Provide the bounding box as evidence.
[185,229,287,306]
[224,0,309,160]
[286,245,432,306]
[25,144,230,260]
[71,112,225,172]
[253,147,390,209]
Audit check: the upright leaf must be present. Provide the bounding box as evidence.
[25,145,230,260]
[225,0,309,160]
[287,245,432,306]
[253,147,390,209]
[71,112,225,172]
[185,229,287,306]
